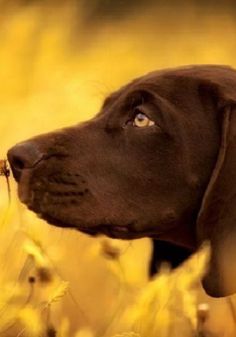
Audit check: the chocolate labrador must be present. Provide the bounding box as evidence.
[7,65,236,297]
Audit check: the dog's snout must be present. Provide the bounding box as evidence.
[7,142,43,182]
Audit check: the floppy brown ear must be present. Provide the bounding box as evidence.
[197,102,236,297]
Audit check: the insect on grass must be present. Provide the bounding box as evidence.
[0,159,11,202]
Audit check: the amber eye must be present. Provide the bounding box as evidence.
[133,112,155,128]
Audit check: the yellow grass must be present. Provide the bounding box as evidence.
[1,1,236,336]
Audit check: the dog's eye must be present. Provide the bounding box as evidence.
[133,112,155,128]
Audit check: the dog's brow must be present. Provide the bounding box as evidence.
[124,90,146,107]
[102,91,122,109]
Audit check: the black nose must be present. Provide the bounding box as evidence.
[7,142,43,182]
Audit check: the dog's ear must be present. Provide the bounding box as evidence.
[196,74,236,297]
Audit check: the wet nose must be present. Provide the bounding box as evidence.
[7,142,43,182]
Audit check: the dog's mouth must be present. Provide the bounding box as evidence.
[17,170,196,266]
[18,185,144,240]
[17,171,167,240]
[34,209,158,240]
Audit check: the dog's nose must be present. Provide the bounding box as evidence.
[7,142,43,182]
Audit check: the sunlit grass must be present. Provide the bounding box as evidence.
[1,1,236,336]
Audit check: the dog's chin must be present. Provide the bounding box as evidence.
[35,211,146,240]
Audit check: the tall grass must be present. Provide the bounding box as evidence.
[1,1,236,336]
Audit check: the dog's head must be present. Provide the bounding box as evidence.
[7,65,236,297]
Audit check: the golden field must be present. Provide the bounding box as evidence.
[0,1,236,336]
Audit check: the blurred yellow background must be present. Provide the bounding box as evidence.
[1,1,236,336]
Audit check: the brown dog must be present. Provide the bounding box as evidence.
[7,65,236,297]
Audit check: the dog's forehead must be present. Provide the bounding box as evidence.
[104,65,235,106]
[101,72,166,109]
[99,65,236,122]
